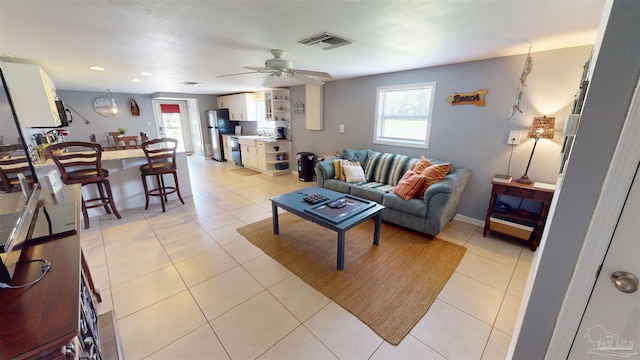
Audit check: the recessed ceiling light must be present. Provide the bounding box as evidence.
[131,78,142,83]
[140,72,152,76]
[183,81,202,86]
[89,66,104,71]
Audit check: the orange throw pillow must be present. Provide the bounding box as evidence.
[413,156,433,173]
[417,163,450,199]
[394,170,427,200]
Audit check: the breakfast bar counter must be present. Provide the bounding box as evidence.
[33,149,192,216]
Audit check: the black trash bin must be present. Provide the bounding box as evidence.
[297,152,316,182]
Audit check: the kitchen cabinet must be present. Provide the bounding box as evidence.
[257,141,267,171]
[483,180,554,251]
[221,135,230,161]
[217,93,257,121]
[1,62,63,128]
[241,144,258,168]
[257,140,291,176]
[305,84,323,130]
[264,89,290,121]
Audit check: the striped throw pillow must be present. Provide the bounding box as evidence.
[417,163,450,199]
[394,170,426,200]
[413,156,433,173]
[365,152,415,185]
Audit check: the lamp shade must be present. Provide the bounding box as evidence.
[527,116,555,139]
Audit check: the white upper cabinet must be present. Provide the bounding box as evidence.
[264,89,290,121]
[305,84,323,130]
[217,93,257,121]
[1,62,62,128]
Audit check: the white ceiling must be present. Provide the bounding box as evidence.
[0,0,605,95]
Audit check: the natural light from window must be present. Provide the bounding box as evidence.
[374,82,436,148]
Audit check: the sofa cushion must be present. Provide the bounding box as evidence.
[342,165,366,183]
[323,179,353,194]
[383,193,428,217]
[394,170,426,200]
[350,184,386,203]
[364,152,417,186]
[417,163,450,199]
[343,148,372,165]
[354,182,395,193]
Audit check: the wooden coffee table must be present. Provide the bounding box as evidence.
[270,186,385,270]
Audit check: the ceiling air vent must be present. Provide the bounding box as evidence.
[298,32,354,50]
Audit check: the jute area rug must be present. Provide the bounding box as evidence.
[237,213,466,345]
[229,167,261,176]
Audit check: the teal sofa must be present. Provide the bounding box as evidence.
[314,149,471,237]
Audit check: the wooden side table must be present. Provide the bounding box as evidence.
[483,180,554,251]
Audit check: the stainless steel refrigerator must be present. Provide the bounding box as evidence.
[207,109,238,161]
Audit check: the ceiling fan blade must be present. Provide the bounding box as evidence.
[246,66,276,73]
[290,68,333,79]
[290,73,325,86]
[262,73,278,86]
[217,71,259,78]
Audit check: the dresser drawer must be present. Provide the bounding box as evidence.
[505,186,537,199]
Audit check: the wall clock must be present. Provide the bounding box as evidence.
[93,97,119,117]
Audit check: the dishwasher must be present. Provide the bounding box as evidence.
[228,136,242,166]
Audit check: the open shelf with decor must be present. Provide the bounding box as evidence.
[257,140,291,176]
[264,89,290,121]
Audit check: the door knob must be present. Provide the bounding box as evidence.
[610,271,639,293]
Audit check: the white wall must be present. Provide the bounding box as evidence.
[512,0,640,357]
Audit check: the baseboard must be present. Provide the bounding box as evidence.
[454,214,484,227]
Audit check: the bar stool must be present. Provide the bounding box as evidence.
[105,132,120,146]
[140,138,184,212]
[46,141,121,229]
[0,144,35,193]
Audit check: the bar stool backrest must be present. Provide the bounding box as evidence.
[0,144,34,192]
[105,132,120,145]
[46,141,106,184]
[141,138,178,172]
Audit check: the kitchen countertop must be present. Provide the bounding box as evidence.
[31,148,172,168]
[235,135,289,146]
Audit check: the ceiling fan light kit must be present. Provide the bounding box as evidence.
[218,49,332,87]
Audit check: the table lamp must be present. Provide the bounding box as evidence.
[516,116,555,184]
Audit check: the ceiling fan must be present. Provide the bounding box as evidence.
[218,49,332,87]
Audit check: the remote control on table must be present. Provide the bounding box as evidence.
[303,194,329,204]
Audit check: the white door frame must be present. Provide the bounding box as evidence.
[151,99,199,154]
[546,76,640,357]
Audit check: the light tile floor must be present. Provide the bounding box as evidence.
[83,156,532,360]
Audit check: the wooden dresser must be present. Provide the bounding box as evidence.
[483,180,555,251]
[0,185,121,359]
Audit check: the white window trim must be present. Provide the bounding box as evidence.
[373,82,436,149]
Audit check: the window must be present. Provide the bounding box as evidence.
[374,82,436,148]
